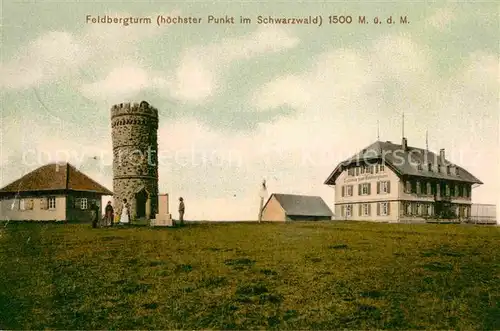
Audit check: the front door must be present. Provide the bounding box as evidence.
[135,189,148,218]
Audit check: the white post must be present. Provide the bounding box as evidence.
[258,197,264,223]
[258,179,267,223]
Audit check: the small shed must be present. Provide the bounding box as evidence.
[261,193,333,222]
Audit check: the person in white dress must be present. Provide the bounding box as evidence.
[120,198,130,224]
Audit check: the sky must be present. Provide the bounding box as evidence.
[1,1,499,220]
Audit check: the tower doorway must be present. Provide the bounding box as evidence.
[135,189,148,218]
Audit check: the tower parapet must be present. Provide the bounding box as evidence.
[111,101,159,221]
[111,101,158,128]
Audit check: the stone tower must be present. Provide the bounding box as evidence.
[111,101,159,221]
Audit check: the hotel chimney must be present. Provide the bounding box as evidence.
[402,137,408,150]
[439,148,445,163]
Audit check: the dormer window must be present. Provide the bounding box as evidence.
[417,163,422,171]
[428,163,432,171]
[437,165,441,173]
[446,165,451,175]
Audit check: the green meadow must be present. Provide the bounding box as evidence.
[0,221,499,330]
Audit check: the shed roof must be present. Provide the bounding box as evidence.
[265,193,333,217]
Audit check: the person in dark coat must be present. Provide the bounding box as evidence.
[105,201,114,227]
[178,197,185,226]
[91,201,99,228]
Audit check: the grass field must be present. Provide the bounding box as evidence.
[1,221,499,330]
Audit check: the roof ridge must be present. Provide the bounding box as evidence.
[274,193,322,198]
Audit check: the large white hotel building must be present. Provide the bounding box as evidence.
[324,137,482,222]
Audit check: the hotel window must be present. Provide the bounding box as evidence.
[406,203,412,215]
[426,182,432,195]
[80,198,88,210]
[446,185,450,197]
[428,163,432,171]
[360,166,366,174]
[375,164,379,173]
[417,163,422,171]
[455,185,459,197]
[378,181,390,194]
[427,204,432,216]
[411,203,418,215]
[405,181,411,193]
[411,181,417,194]
[455,167,459,176]
[380,202,389,216]
[379,163,385,172]
[355,167,359,176]
[437,165,441,173]
[19,199,26,211]
[416,181,421,194]
[342,185,353,197]
[447,166,451,175]
[48,197,56,210]
[345,204,352,217]
[359,183,371,195]
[362,203,371,216]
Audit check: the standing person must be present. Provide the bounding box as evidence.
[91,201,99,228]
[178,197,185,226]
[105,201,114,227]
[120,198,130,225]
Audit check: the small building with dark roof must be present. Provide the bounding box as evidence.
[324,137,483,223]
[261,193,334,222]
[0,162,113,222]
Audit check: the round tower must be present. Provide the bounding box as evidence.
[111,101,159,221]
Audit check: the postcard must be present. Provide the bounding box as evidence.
[0,1,498,329]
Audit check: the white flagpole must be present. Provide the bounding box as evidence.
[258,179,267,223]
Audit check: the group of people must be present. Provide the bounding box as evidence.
[91,197,185,227]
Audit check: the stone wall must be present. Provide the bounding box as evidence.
[111,101,159,220]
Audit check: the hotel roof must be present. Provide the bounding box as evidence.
[324,140,483,185]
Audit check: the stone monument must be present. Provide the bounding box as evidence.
[111,101,159,221]
[151,193,173,227]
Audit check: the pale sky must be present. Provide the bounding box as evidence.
[1,1,498,220]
